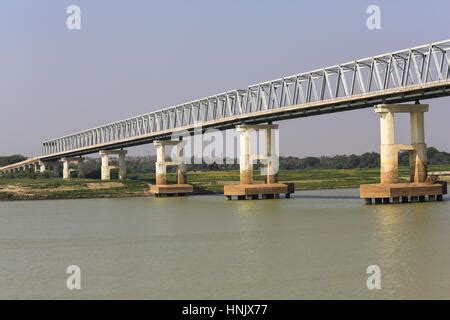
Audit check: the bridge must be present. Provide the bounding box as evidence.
[1,39,450,202]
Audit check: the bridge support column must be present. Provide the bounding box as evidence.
[62,160,70,180]
[238,126,253,184]
[379,109,397,184]
[224,124,294,200]
[360,103,446,204]
[410,109,427,183]
[39,161,60,176]
[61,157,83,180]
[100,150,127,181]
[39,162,47,173]
[155,142,167,185]
[265,126,279,184]
[150,139,193,197]
[176,141,187,185]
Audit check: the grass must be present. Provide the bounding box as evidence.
[0,178,149,200]
[2,165,450,200]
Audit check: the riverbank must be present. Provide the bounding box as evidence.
[0,179,151,201]
[1,166,450,201]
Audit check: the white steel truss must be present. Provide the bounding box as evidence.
[42,39,450,156]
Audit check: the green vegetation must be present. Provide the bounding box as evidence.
[281,147,450,169]
[0,154,27,167]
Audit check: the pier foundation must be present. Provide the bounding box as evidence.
[39,161,59,176]
[61,157,84,180]
[360,103,446,204]
[150,139,193,197]
[224,124,294,200]
[99,150,127,181]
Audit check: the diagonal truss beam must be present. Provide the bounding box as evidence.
[42,40,450,156]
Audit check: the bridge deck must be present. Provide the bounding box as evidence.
[40,80,450,161]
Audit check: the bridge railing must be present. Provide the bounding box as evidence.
[42,39,450,156]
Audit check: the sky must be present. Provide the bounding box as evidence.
[0,0,449,157]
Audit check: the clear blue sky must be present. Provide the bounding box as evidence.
[1,0,449,157]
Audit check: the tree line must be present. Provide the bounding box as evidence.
[2,147,450,179]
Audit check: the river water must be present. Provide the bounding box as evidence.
[1,188,450,299]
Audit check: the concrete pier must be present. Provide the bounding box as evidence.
[61,157,84,180]
[238,126,253,184]
[150,139,193,197]
[410,109,427,183]
[360,103,446,204]
[265,126,278,184]
[39,161,59,176]
[379,108,397,184]
[99,150,127,181]
[155,142,167,185]
[39,162,47,174]
[224,124,293,200]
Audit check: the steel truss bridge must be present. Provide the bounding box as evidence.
[3,39,450,170]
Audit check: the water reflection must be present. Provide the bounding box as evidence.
[233,198,284,216]
[372,203,431,298]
